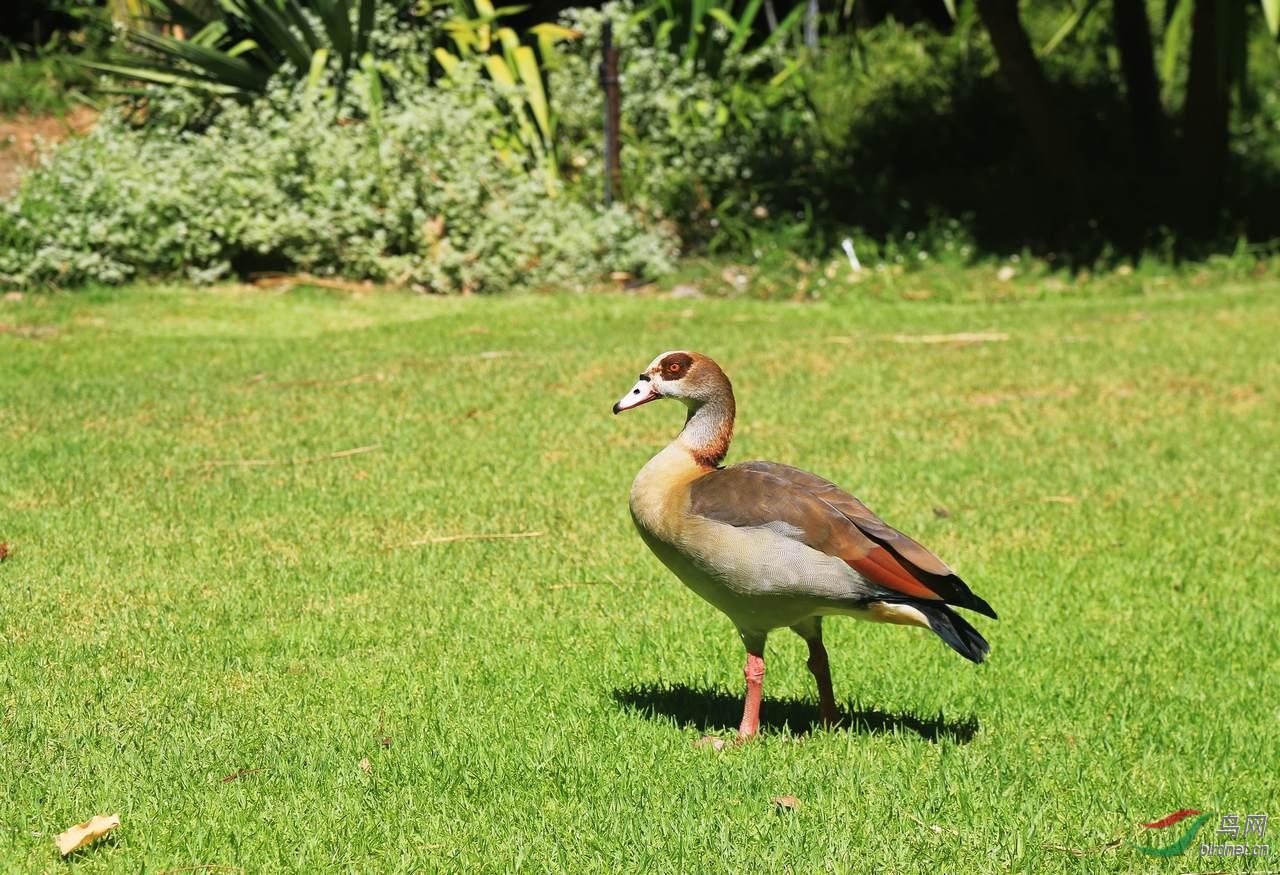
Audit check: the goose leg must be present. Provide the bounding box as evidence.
[696,632,768,749]
[793,618,840,727]
[737,631,767,740]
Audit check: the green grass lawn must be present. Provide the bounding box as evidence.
[1,277,1278,873]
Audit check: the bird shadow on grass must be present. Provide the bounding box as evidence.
[612,682,979,744]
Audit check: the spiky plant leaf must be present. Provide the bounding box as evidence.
[433,47,461,75]
[1161,0,1193,105]
[354,0,375,58]
[725,0,762,56]
[1263,0,1280,39]
[513,44,549,141]
[225,39,259,58]
[528,22,580,70]
[312,0,355,67]
[305,45,329,91]
[93,0,379,101]
[483,54,516,87]
[497,26,521,55]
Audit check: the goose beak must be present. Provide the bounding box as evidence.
[613,377,660,414]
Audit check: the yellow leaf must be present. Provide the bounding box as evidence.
[496,26,520,55]
[484,55,516,88]
[433,48,460,76]
[530,23,581,69]
[55,814,120,856]
[527,23,582,42]
[513,46,550,141]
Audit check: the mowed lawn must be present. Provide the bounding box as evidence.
[1,278,1277,873]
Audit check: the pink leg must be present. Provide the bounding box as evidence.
[805,637,840,727]
[737,651,766,739]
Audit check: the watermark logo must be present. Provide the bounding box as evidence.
[1128,809,1270,858]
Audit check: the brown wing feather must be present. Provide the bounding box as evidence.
[689,461,997,618]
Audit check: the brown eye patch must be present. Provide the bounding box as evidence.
[659,352,694,379]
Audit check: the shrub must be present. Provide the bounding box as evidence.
[553,2,813,247]
[0,80,676,291]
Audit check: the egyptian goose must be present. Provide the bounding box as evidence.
[614,351,996,742]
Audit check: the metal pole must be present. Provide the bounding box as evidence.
[763,0,779,32]
[600,20,622,206]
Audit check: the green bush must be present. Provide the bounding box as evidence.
[553,2,812,247]
[1,0,815,290]
[0,79,676,291]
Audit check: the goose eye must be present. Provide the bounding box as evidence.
[667,362,681,374]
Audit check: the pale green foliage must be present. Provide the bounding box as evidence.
[0,83,676,292]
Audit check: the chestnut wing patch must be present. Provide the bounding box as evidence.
[689,462,997,618]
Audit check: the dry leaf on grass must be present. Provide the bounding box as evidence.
[249,272,373,293]
[547,579,617,591]
[200,444,381,469]
[273,373,385,389]
[410,531,544,546]
[888,332,1009,344]
[0,542,9,562]
[0,323,57,339]
[55,814,120,856]
[1044,838,1123,856]
[358,757,372,773]
[220,768,264,783]
[905,812,950,834]
[772,795,800,811]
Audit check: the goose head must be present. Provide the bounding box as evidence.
[612,351,732,414]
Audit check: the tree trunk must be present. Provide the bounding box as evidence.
[974,0,1085,210]
[1180,0,1229,231]
[1113,0,1167,169]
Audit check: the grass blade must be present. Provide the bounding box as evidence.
[726,0,762,55]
